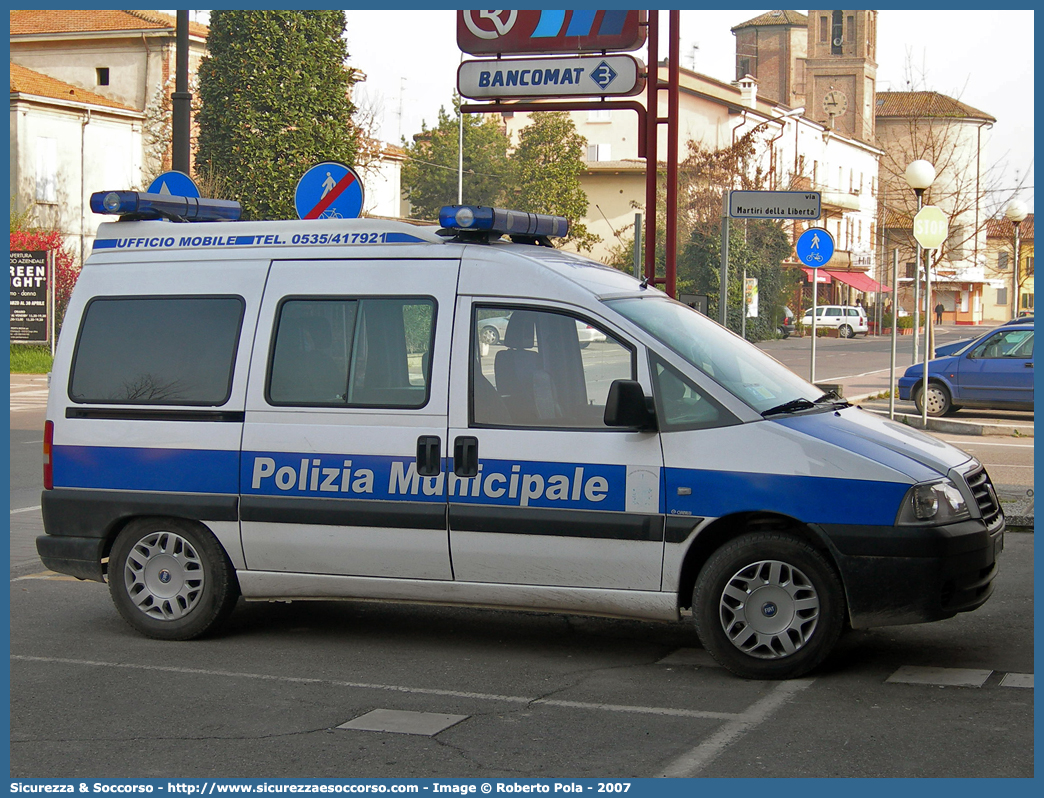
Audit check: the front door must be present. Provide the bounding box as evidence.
[955,328,1034,405]
[446,300,665,590]
[240,258,459,579]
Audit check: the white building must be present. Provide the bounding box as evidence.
[10,62,143,267]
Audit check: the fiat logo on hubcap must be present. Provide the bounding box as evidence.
[762,602,778,617]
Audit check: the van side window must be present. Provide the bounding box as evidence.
[651,356,737,430]
[69,296,244,405]
[268,297,434,408]
[472,307,632,428]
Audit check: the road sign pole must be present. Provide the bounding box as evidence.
[720,194,729,326]
[889,248,898,420]
[921,248,933,427]
[811,279,817,383]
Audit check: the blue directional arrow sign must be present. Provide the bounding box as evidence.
[795,227,834,268]
[148,170,199,198]
[295,162,364,220]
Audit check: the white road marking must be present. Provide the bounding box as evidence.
[9,654,740,721]
[10,505,41,515]
[1000,673,1034,688]
[939,439,1034,449]
[658,678,816,777]
[886,666,993,687]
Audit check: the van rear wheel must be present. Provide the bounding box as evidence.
[838,324,854,338]
[694,532,844,679]
[108,518,239,640]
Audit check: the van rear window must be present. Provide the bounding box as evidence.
[69,296,245,406]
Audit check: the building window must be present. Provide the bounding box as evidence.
[737,57,751,79]
[587,143,611,162]
[996,287,1008,306]
[35,137,58,203]
[587,109,611,123]
[1021,292,1034,310]
[96,67,110,86]
[1025,255,1034,274]
[998,251,1009,270]
[820,16,829,43]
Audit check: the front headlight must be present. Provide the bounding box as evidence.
[897,479,971,526]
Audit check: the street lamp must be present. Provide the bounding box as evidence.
[1006,200,1028,318]
[904,160,936,363]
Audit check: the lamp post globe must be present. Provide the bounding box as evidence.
[905,160,937,191]
[1005,199,1028,224]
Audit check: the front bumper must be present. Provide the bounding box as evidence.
[819,517,1004,628]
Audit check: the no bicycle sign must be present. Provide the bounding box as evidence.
[295,162,365,220]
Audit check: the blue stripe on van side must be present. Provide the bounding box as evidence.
[53,445,239,494]
[664,468,909,527]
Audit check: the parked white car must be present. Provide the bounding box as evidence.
[479,314,607,347]
[801,305,868,338]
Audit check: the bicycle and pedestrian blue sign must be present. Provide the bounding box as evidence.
[294,162,365,220]
[796,228,834,268]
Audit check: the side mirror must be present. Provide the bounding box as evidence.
[604,379,657,431]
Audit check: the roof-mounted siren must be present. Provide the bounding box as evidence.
[90,191,242,222]
[437,205,569,246]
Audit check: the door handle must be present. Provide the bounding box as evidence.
[416,435,441,477]
[454,436,479,477]
[1025,362,1033,368]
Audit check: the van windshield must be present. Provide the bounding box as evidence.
[608,296,824,415]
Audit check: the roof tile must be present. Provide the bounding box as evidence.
[732,10,808,31]
[10,10,207,38]
[9,61,138,111]
[875,91,995,123]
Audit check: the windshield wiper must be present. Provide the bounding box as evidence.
[761,398,816,417]
[813,390,852,409]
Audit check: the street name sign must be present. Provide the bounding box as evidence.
[729,190,821,220]
[796,227,835,267]
[458,10,647,55]
[294,162,364,220]
[458,55,644,99]
[913,205,948,249]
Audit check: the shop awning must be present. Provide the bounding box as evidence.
[823,270,892,293]
[800,266,832,283]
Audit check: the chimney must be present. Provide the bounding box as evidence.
[738,74,758,108]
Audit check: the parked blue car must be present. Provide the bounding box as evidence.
[900,322,1034,416]
[934,315,1034,358]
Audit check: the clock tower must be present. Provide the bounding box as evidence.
[805,10,878,142]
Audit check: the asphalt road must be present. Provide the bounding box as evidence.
[8,366,1034,779]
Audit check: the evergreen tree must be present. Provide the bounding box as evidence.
[195,10,358,220]
[510,112,599,252]
[401,98,511,220]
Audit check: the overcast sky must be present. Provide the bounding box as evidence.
[183,9,1034,213]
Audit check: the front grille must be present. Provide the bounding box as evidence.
[965,464,1003,527]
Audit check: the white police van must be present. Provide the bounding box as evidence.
[38,189,1005,679]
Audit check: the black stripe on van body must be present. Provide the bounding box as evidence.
[240,496,447,530]
[66,408,245,422]
[450,504,664,542]
[41,488,239,539]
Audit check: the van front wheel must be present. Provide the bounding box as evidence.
[693,532,844,679]
[108,518,239,640]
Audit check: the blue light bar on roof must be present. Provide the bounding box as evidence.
[439,205,569,239]
[90,191,242,221]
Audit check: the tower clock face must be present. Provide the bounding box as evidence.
[823,90,848,116]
